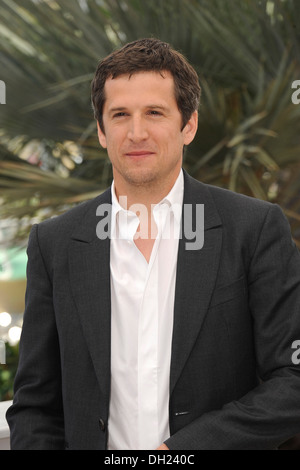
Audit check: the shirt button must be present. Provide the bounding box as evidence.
[99,418,106,432]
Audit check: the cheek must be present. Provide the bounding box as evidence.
[167,130,185,152]
[153,127,178,148]
[103,132,119,154]
[107,127,126,147]
[105,141,117,161]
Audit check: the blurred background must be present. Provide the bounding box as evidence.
[0,0,300,400]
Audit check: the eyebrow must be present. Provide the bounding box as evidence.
[108,104,169,116]
[146,105,169,112]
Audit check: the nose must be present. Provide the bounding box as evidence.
[127,115,149,142]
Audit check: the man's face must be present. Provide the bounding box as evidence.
[97,71,198,192]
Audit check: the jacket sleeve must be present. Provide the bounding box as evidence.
[165,204,300,450]
[6,224,65,450]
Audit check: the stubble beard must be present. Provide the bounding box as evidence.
[116,163,162,190]
[113,152,182,194]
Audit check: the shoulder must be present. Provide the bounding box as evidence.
[183,172,290,249]
[207,183,273,217]
[204,182,289,232]
[185,171,277,221]
[31,187,111,248]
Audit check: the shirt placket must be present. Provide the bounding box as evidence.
[137,214,164,450]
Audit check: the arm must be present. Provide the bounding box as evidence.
[165,204,300,450]
[6,224,65,450]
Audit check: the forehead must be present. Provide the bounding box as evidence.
[103,70,177,109]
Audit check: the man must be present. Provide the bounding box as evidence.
[6,38,300,450]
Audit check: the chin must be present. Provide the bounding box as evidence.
[123,168,159,186]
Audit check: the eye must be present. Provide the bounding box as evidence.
[113,112,127,118]
[148,110,162,116]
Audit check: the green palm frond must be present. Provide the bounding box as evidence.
[0,0,300,246]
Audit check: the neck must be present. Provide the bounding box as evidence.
[114,168,181,213]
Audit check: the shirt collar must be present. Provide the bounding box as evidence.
[154,168,183,224]
[111,169,184,240]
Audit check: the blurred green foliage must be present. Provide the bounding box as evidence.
[0,342,19,401]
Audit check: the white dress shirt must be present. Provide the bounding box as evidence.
[108,170,183,450]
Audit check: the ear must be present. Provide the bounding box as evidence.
[97,121,107,149]
[182,111,198,146]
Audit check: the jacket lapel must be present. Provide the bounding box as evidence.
[170,172,223,396]
[68,188,112,405]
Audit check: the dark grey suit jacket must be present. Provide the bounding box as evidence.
[6,171,300,449]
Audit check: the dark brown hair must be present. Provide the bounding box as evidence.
[91,38,201,132]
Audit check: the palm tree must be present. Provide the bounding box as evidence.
[0,0,300,246]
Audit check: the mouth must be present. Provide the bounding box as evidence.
[125,150,155,158]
